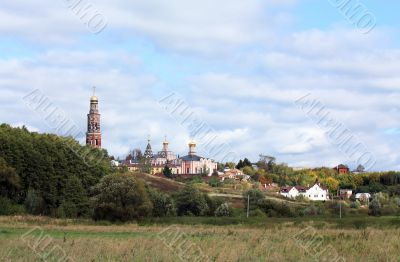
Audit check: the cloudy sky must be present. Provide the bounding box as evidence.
[1,0,399,170]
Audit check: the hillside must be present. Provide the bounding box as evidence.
[0,124,112,216]
[135,172,186,193]
[134,172,306,209]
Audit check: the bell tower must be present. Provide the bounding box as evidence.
[86,87,101,148]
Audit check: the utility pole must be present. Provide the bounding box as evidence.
[247,194,250,218]
[339,200,342,219]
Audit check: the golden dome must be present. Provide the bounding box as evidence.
[90,95,98,101]
[189,140,196,146]
[163,135,169,144]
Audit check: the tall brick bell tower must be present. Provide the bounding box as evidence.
[86,87,101,148]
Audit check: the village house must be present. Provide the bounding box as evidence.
[280,181,329,201]
[220,168,250,182]
[339,189,353,199]
[333,164,350,174]
[355,193,371,202]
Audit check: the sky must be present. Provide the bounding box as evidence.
[0,0,399,171]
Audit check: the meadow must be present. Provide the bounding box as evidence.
[1,216,400,262]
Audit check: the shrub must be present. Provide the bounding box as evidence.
[204,195,224,216]
[215,203,233,217]
[257,199,296,217]
[303,205,325,216]
[149,189,176,217]
[174,185,209,216]
[0,197,25,215]
[369,196,381,216]
[209,177,220,187]
[243,189,264,213]
[92,174,153,221]
[381,204,399,216]
[350,201,361,209]
[24,188,45,215]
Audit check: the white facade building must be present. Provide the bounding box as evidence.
[280,183,329,201]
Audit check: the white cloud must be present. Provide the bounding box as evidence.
[0,1,399,171]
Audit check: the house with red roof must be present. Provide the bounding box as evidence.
[333,164,350,174]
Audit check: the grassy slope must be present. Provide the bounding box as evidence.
[135,172,304,209]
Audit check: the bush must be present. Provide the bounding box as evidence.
[381,204,399,216]
[0,197,25,215]
[209,177,220,187]
[92,174,153,221]
[215,203,233,217]
[350,201,361,209]
[174,185,209,216]
[303,205,324,216]
[204,195,224,216]
[24,188,45,215]
[149,189,176,217]
[257,199,296,217]
[369,196,381,216]
[243,189,264,213]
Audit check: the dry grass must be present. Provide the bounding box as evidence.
[0,216,399,262]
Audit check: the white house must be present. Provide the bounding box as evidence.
[355,193,371,201]
[280,186,302,198]
[305,183,329,201]
[280,182,329,201]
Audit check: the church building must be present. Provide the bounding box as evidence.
[86,88,102,148]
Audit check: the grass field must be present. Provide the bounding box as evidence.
[1,216,400,261]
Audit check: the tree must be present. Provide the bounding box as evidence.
[162,165,173,179]
[257,155,276,172]
[236,160,244,169]
[148,189,176,217]
[0,157,21,200]
[209,176,219,187]
[356,164,365,173]
[24,188,44,215]
[215,203,233,217]
[201,164,209,177]
[369,195,381,216]
[243,158,252,167]
[243,189,264,213]
[59,176,90,218]
[92,174,153,221]
[323,177,339,192]
[217,163,225,172]
[242,166,255,177]
[225,162,236,169]
[0,124,111,216]
[174,185,209,216]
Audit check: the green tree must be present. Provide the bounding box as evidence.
[369,196,381,216]
[209,176,219,187]
[243,189,264,213]
[215,203,233,217]
[148,189,176,217]
[60,176,90,218]
[162,165,173,178]
[92,173,153,221]
[24,188,45,215]
[201,164,209,177]
[236,160,244,169]
[242,166,255,177]
[0,157,20,200]
[0,124,111,216]
[225,162,236,169]
[174,185,209,216]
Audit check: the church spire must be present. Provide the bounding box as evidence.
[144,136,153,158]
[86,87,101,148]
